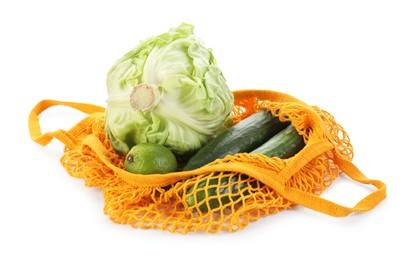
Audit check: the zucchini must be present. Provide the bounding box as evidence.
[185,123,305,212]
[182,110,289,171]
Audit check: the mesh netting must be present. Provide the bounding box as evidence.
[59,93,352,233]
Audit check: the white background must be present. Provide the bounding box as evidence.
[1,0,414,259]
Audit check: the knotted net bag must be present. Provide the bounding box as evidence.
[28,89,386,233]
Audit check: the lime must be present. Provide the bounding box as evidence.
[124,142,177,175]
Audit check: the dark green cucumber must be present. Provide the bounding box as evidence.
[250,124,305,158]
[185,123,305,212]
[185,173,251,212]
[182,110,289,171]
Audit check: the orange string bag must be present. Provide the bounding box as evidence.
[28,89,386,233]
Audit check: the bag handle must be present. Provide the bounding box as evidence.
[28,99,105,149]
[28,98,386,217]
[282,145,387,217]
[81,133,386,217]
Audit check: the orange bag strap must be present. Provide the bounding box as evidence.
[81,133,386,217]
[280,141,387,217]
[28,98,386,217]
[28,99,105,149]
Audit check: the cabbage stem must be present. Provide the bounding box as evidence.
[129,83,160,112]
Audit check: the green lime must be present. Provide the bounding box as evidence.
[124,143,177,175]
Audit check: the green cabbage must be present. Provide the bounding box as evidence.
[104,23,234,155]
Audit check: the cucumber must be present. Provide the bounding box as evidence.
[250,124,305,158]
[185,173,250,213]
[185,123,305,212]
[182,110,289,171]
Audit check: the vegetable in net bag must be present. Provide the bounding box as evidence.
[28,89,386,233]
[104,23,234,156]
